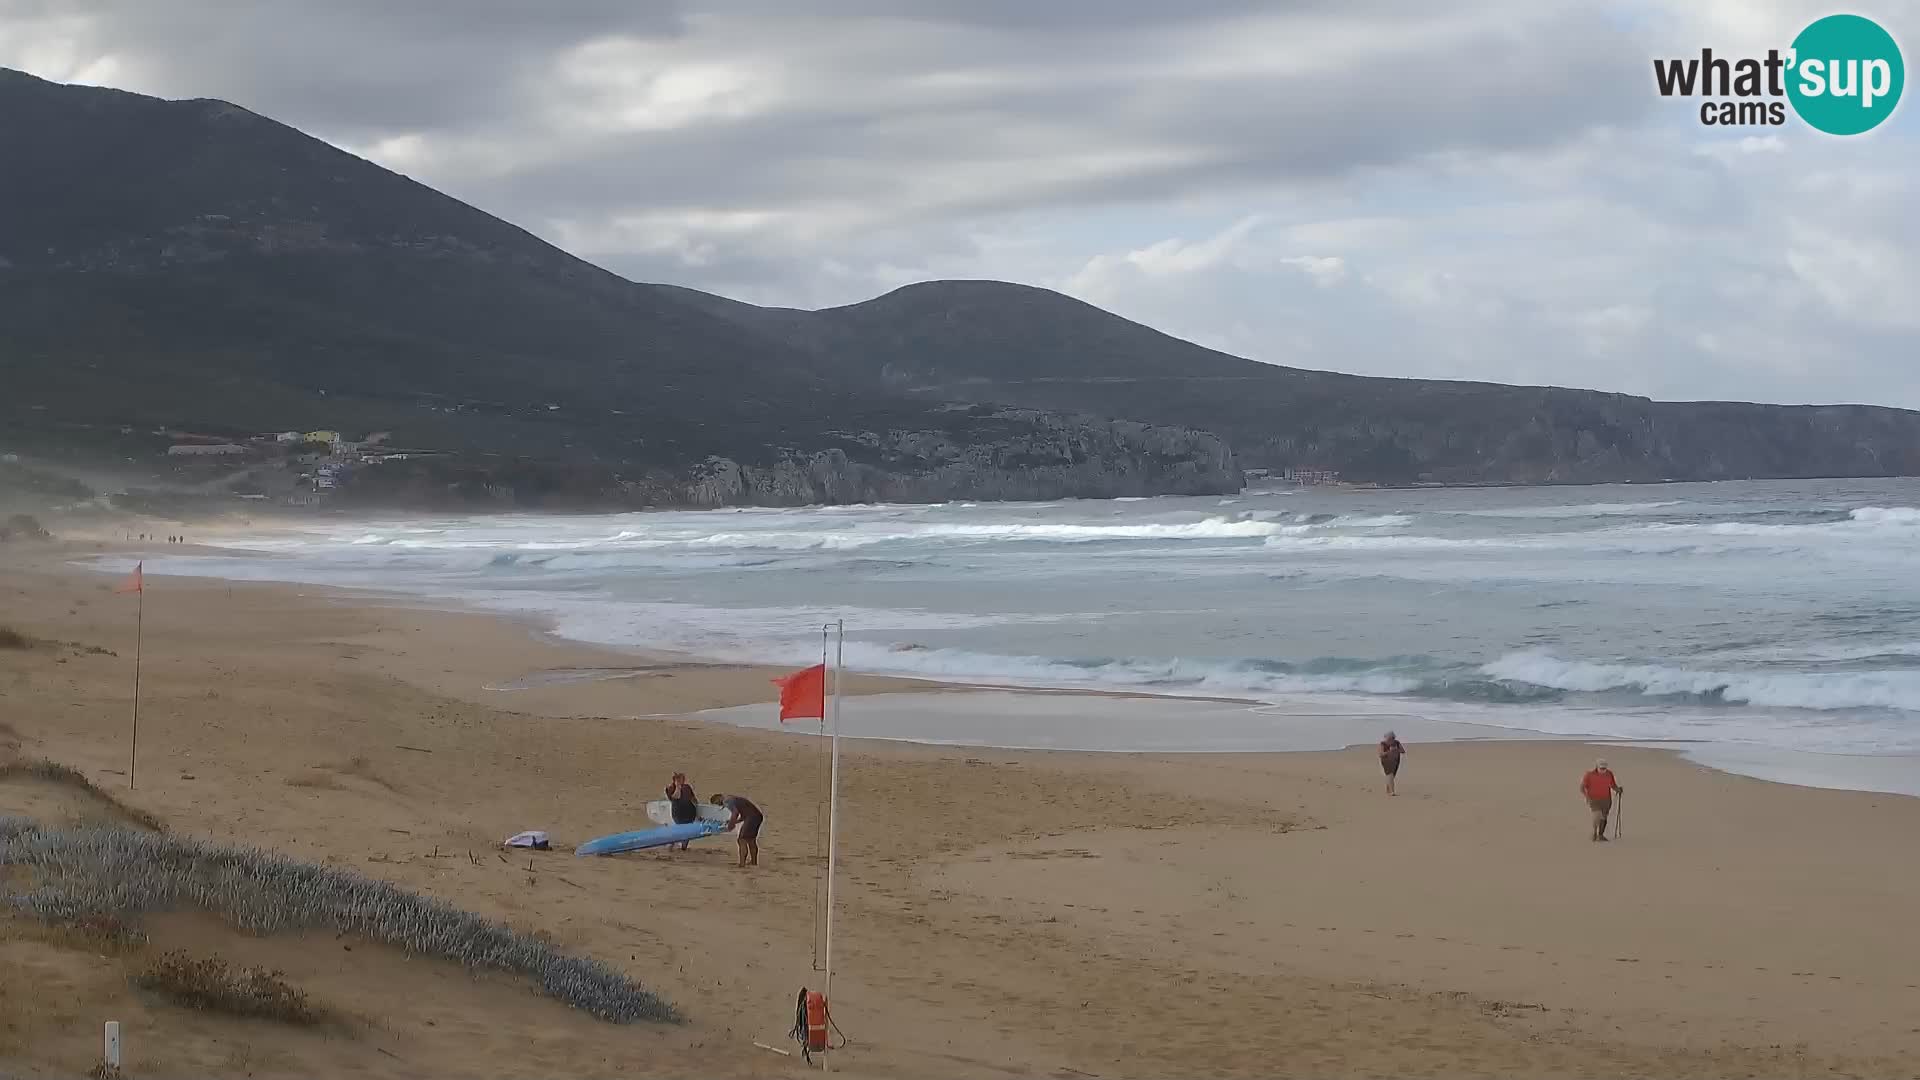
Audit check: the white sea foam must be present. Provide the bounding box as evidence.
[1480,649,1920,712]
[1850,506,1920,526]
[278,513,1430,553]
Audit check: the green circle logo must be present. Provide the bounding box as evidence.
[1787,14,1904,135]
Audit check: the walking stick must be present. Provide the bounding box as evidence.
[1614,791,1623,840]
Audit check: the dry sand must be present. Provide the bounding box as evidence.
[2,541,1919,1078]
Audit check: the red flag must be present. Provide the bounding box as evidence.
[115,562,144,594]
[773,663,826,723]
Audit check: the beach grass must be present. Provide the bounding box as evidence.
[0,818,676,1023]
[0,626,30,649]
[0,759,166,832]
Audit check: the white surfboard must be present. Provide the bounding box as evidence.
[645,799,731,826]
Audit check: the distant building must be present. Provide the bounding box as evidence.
[303,430,341,446]
[1282,467,1340,485]
[167,443,248,457]
[274,431,302,443]
[364,431,392,445]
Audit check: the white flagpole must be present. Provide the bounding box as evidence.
[815,623,829,972]
[824,618,844,1009]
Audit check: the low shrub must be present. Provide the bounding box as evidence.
[134,950,320,1024]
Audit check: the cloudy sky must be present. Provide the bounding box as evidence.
[4,0,1917,407]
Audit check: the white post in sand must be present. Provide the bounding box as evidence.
[823,619,844,1056]
[103,1021,121,1069]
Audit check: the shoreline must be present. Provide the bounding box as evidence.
[62,541,1920,799]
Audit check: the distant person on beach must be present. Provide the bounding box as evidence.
[712,793,764,868]
[1378,731,1406,795]
[664,772,699,851]
[1581,759,1623,842]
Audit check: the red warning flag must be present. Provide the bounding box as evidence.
[115,562,144,594]
[773,663,826,723]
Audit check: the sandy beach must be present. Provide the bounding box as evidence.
[3,541,1919,1078]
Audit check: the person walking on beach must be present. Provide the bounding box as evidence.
[664,772,699,851]
[711,793,764,868]
[1378,731,1406,796]
[1581,759,1623,842]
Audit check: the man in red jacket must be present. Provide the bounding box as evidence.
[1581,760,1623,842]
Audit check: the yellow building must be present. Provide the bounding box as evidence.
[303,430,340,446]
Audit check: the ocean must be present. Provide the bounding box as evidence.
[127,477,1920,782]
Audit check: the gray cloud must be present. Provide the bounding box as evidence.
[2,0,1916,406]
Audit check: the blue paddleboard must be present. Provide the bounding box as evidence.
[576,820,726,857]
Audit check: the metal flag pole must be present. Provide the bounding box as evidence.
[813,623,830,972]
[824,619,844,1007]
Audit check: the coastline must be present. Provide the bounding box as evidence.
[61,540,1920,799]
[5,541,1920,1076]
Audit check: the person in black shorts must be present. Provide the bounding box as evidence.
[1378,731,1406,796]
[711,793,763,868]
[664,772,699,851]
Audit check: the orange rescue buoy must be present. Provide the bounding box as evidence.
[805,991,829,1053]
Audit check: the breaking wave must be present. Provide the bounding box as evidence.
[846,646,1920,715]
[1480,649,1920,712]
[310,512,1426,555]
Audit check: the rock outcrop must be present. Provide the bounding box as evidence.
[664,411,1239,507]
[342,410,1239,510]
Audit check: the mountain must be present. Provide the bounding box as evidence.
[4,67,1918,508]
[682,280,1920,484]
[0,68,1236,506]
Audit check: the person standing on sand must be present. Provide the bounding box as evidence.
[664,772,699,852]
[1581,759,1623,842]
[711,793,764,868]
[1378,731,1406,796]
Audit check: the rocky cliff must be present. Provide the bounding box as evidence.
[339,409,1240,510]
